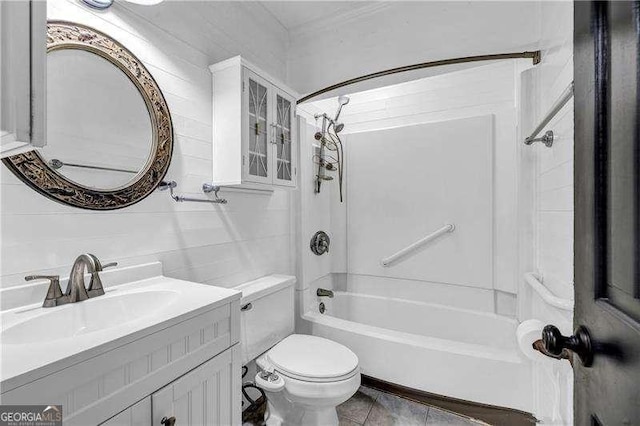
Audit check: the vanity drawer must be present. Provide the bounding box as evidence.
[1,300,240,425]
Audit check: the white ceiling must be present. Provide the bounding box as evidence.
[258,1,376,32]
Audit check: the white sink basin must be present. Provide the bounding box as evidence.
[0,267,241,390]
[2,289,179,345]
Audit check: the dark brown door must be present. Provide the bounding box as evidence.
[572,1,640,424]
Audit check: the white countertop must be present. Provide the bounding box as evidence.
[0,267,240,393]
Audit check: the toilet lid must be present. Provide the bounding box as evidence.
[266,334,358,380]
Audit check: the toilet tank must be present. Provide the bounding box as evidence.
[235,275,296,364]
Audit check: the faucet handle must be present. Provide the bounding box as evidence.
[25,274,59,282]
[86,255,117,297]
[26,275,63,308]
[101,261,118,270]
[87,252,117,272]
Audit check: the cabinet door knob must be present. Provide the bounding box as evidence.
[161,416,176,426]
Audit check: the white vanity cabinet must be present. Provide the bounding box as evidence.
[101,347,240,426]
[101,397,151,426]
[0,271,242,426]
[210,56,298,189]
[151,347,239,425]
[0,0,46,158]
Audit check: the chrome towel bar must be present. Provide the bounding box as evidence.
[48,158,137,174]
[159,180,227,204]
[524,82,574,148]
[381,223,455,267]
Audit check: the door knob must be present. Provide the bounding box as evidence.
[542,325,593,367]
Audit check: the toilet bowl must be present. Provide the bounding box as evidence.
[236,276,360,425]
[256,334,361,426]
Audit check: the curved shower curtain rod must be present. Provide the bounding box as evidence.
[297,50,541,104]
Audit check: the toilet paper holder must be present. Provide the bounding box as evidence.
[532,339,570,361]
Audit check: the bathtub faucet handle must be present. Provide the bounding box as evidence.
[310,231,330,255]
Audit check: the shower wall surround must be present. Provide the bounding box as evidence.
[303,60,523,315]
[518,1,574,424]
[296,61,537,411]
[346,117,493,286]
[0,0,293,290]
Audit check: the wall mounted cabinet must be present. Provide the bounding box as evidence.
[210,56,297,189]
[0,0,46,158]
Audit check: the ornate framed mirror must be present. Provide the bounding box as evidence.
[2,21,173,210]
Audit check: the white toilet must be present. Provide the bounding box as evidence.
[237,276,360,426]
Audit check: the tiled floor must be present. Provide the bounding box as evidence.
[338,386,486,426]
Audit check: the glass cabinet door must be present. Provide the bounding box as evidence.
[272,90,296,186]
[245,71,271,183]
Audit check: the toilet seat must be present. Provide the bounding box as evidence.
[274,366,360,383]
[263,334,359,383]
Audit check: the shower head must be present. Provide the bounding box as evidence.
[334,95,350,122]
[334,123,345,133]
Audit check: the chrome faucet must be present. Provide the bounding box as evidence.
[316,288,334,298]
[25,253,117,307]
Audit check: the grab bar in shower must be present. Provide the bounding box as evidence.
[381,223,455,267]
[523,272,573,311]
[524,82,574,148]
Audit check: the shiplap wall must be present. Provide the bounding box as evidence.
[0,0,292,290]
[287,2,541,95]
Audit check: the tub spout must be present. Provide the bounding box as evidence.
[317,288,334,298]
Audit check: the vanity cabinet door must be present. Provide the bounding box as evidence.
[151,346,241,426]
[100,397,151,426]
[243,69,273,185]
[0,0,46,158]
[272,88,296,187]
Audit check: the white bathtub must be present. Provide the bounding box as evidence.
[302,291,533,412]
